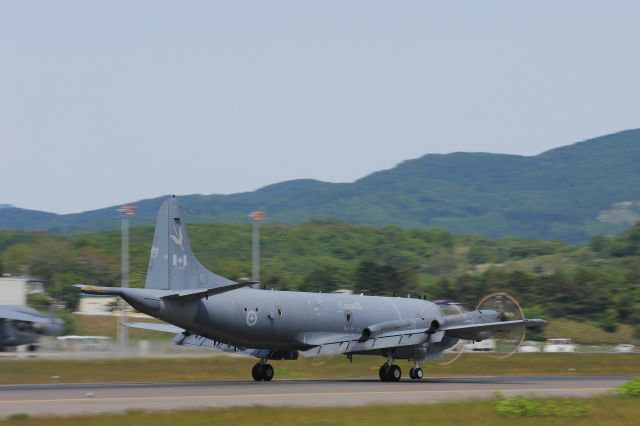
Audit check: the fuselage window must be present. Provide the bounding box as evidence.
[345,312,352,327]
[276,307,283,318]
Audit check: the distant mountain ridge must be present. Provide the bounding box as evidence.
[2,129,640,241]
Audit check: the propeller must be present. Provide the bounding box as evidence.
[438,292,526,365]
[475,292,526,360]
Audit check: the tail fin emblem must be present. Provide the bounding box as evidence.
[170,225,184,250]
[173,254,188,268]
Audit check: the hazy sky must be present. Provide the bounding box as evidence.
[2,1,639,213]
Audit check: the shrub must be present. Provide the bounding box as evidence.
[617,377,640,396]
[495,396,589,417]
[8,413,30,420]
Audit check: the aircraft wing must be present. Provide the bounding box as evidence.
[302,328,432,357]
[441,319,547,340]
[0,306,47,323]
[302,319,547,357]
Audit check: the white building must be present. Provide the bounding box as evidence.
[0,275,45,305]
[76,294,121,315]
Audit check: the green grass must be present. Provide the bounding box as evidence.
[1,396,639,425]
[0,353,637,385]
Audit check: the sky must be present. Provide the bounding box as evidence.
[1,1,639,214]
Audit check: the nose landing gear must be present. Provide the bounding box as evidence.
[251,361,274,381]
[409,366,423,380]
[409,360,423,380]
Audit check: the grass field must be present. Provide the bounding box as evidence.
[0,353,637,385]
[1,396,639,425]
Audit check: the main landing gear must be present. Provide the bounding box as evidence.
[379,357,402,382]
[252,361,274,382]
[379,359,424,381]
[379,363,402,381]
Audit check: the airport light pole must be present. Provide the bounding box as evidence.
[251,211,265,289]
[117,205,136,349]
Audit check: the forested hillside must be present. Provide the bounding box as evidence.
[2,129,640,241]
[2,219,639,340]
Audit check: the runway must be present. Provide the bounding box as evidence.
[0,376,627,418]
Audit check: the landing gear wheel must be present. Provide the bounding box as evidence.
[261,364,274,381]
[388,365,401,382]
[379,365,388,381]
[379,364,401,381]
[251,364,261,381]
[251,363,274,381]
[410,367,423,380]
[378,364,402,382]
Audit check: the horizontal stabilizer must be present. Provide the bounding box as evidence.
[124,322,184,334]
[0,306,50,323]
[442,319,547,340]
[161,281,259,301]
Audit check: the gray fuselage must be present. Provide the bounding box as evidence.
[123,287,442,351]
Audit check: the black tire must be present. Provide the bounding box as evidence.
[379,365,388,381]
[389,365,401,382]
[414,367,423,380]
[262,364,274,381]
[409,368,415,379]
[251,364,262,381]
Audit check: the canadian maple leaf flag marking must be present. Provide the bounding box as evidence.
[173,254,187,267]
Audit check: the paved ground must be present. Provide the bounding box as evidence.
[0,376,627,418]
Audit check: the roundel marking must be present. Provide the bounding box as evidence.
[246,310,258,326]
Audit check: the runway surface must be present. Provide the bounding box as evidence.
[0,376,627,418]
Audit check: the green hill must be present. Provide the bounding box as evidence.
[2,129,640,241]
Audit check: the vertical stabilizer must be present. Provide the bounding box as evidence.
[145,197,235,290]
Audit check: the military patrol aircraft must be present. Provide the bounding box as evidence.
[76,197,546,381]
[0,305,64,351]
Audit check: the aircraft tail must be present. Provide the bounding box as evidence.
[144,196,235,290]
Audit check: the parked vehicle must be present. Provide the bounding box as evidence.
[518,340,541,353]
[543,338,577,353]
[614,344,636,353]
[56,335,111,351]
[464,339,496,352]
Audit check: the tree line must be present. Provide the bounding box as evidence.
[1,220,639,337]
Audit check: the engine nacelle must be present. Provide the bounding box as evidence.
[360,317,434,341]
